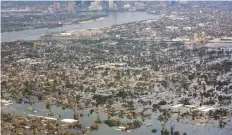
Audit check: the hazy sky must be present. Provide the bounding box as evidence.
[1,0,229,1]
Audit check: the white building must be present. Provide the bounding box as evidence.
[124,4,130,9]
[53,2,61,11]
[109,0,114,9]
[89,1,102,10]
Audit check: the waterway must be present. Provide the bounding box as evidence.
[1,12,160,42]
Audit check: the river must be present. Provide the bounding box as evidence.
[1,12,160,42]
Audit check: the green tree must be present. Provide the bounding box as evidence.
[174,131,180,135]
[170,126,174,135]
[151,128,157,133]
[33,129,36,135]
[95,116,102,124]
[133,120,142,128]
[161,129,170,135]
[158,100,167,105]
[46,102,51,110]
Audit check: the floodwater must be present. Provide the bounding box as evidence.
[1,11,231,135]
[2,101,231,135]
[205,43,232,49]
[1,12,160,42]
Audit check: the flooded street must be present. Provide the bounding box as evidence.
[2,101,231,135]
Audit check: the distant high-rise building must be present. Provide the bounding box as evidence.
[168,1,177,6]
[89,0,102,10]
[80,1,91,10]
[160,1,166,7]
[76,1,81,5]
[179,0,188,4]
[53,2,60,11]
[67,1,75,12]
[109,0,114,9]
[101,1,109,9]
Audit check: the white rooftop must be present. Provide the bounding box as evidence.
[28,114,57,120]
[185,105,197,108]
[61,119,78,123]
[44,117,57,121]
[172,104,183,108]
[1,99,11,103]
[197,107,207,110]
[200,108,214,112]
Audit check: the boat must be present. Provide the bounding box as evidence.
[126,130,132,132]
[146,123,152,127]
